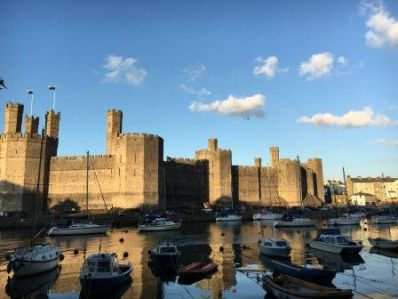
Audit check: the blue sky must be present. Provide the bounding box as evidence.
[0,0,397,179]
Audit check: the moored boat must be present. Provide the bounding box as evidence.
[268,259,336,286]
[178,261,218,278]
[259,238,291,258]
[138,217,181,232]
[253,212,284,220]
[368,237,398,250]
[216,212,242,222]
[328,217,360,226]
[48,222,110,236]
[370,215,397,224]
[274,217,316,227]
[148,242,181,264]
[80,253,132,295]
[7,244,61,277]
[309,228,362,255]
[263,275,353,299]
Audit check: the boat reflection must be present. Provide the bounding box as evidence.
[370,247,398,259]
[79,276,132,299]
[310,248,364,272]
[5,266,60,299]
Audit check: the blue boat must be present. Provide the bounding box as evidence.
[269,258,336,286]
[79,253,132,295]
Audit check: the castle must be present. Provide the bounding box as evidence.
[0,102,324,213]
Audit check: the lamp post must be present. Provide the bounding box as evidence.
[48,85,56,111]
[27,89,34,116]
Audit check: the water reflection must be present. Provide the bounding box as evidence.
[0,222,397,298]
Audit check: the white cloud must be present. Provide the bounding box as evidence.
[183,63,207,82]
[253,56,279,79]
[189,94,266,118]
[362,1,398,48]
[298,107,398,128]
[103,55,147,86]
[375,139,398,146]
[299,52,334,80]
[337,56,347,65]
[180,84,211,97]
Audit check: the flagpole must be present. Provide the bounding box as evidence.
[27,89,34,116]
[48,85,56,110]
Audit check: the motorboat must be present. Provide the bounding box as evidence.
[7,243,61,277]
[80,252,132,295]
[216,212,242,222]
[328,217,360,226]
[253,212,284,220]
[48,222,110,236]
[274,216,316,227]
[368,237,398,250]
[178,261,218,284]
[138,217,181,232]
[148,242,181,264]
[370,215,397,224]
[310,248,364,273]
[5,265,59,298]
[268,259,336,286]
[259,238,291,258]
[309,228,362,255]
[262,275,353,299]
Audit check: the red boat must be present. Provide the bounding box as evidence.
[178,261,218,278]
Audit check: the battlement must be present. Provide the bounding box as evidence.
[51,154,114,162]
[233,165,260,175]
[5,102,23,109]
[0,132,43,141]
[107,109,123,114]
[119,132,161,140]
[307,158,322,162]
[166,156,208,166]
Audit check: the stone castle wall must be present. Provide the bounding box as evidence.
[0,102,325,213]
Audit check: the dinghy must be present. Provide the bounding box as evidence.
[178,261,217,278]
[263,275,353,299]
[259,238,291,258]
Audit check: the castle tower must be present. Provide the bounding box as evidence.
[277,159,301,206]
[255,157,262,168]
[306,158,325,203]
[45,110,60,139]
[106,109,123,155]
[270,146,279,168]
[208,138,218,151]
[4,103,24,134]
[25,115,39,135]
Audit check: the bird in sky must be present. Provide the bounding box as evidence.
[0,77,7,89]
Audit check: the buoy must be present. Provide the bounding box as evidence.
[219,246,224,252]
[242,245,247,250]
[221,232,225,236]
[258,239,261,244]
[364,228,367,231]
[5,253,11,261]
[323,223,327,226]
[73,249,79,255]
[123,252,128,258]
[119,238,124,243]
[296,230,300,233]
[60,253,65,261]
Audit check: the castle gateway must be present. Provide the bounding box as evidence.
[0,103,324,213]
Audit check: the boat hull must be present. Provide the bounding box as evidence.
[368,238,398,250]
[309,240,362,255]
[253,213,284,220]
[269,259,336,286]
[138,222,181,232]
[370,217,397,224]
[259,245,291,258]
[274,219,316,227]
[329,218,360,226]
[80,264,132,294]
[10,256,59,277]
[48,224,110,236]
[216,215,242,222]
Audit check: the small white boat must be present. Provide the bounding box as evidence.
[48,222,110,236]
[149,242,181,263]
[329,217,360,226]
[253,212,284,220]
[216,213,242,222]
[259,238,291,258]
[7,244,60,277]
[370,215,397,224]
[342,212,367,218]
[368,237,398,250]
[309,228,362,255]
[274,217,316,227]
[138,218,181,232]
[80,252,132,295]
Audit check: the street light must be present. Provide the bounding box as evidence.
[48,85,56,111]
[27,89,34,116]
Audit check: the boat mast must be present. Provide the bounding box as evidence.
[31,128,45,246]
[86,150,89,217]
[343,167,349,207]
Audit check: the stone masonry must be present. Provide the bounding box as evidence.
[0,102,324,213]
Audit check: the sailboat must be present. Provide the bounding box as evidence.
[215,197,242,222]
[48,151,110,236]
[328,167,360,226]
[7,129,61,277]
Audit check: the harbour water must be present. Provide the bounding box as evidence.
[1,220,397,299]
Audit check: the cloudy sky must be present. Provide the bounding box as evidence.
[0,0,397,179]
